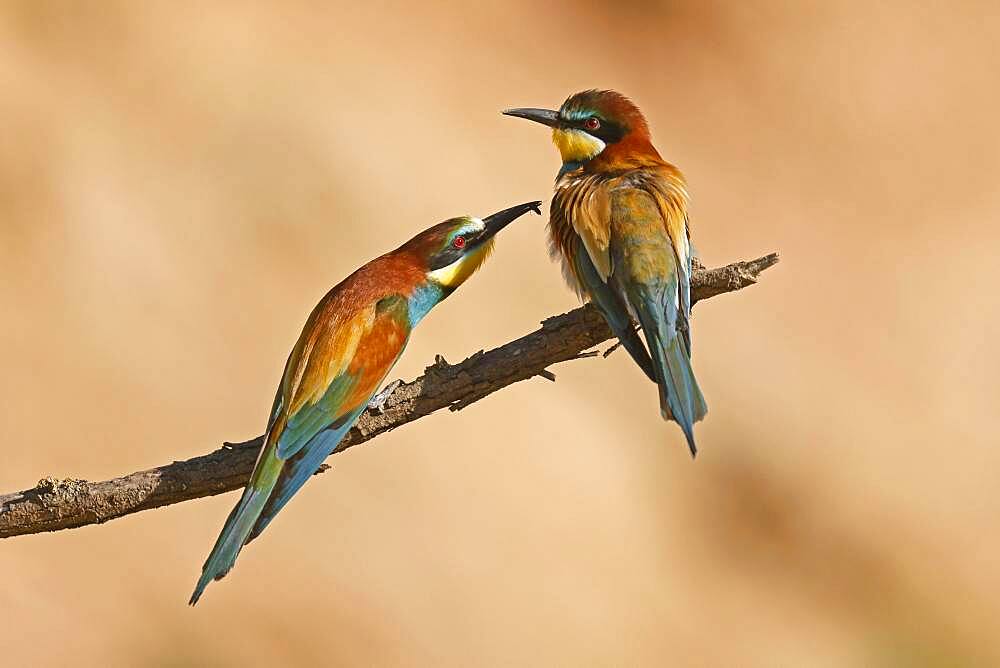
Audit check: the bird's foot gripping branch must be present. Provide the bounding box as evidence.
[0,252,778,540]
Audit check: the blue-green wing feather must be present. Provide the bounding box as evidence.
[244,410,363,543]
[276,372,358,459]
[571,237,657,383]
[190,295,411,605]
[676,215,693,355]
[609,187,706,455]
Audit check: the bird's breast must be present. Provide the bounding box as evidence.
[549,173,617,297]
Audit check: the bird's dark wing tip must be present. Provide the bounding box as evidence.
[529,201,543,215]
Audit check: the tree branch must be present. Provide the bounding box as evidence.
[0,253,779,539]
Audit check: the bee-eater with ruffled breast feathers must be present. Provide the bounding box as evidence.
[189,201,541,604]
[504,90,707,456]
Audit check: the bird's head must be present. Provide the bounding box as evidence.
[503,90,656,170]
[398,201,541,290]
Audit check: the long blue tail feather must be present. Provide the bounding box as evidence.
[630,291,707,457]
[189,456,282,605]
[246,412,361,544]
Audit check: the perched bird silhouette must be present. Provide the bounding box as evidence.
[190,201,541,604]
[504,90,707,455]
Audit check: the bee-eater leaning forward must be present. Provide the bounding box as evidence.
[504,90,707,455]
[190,201,541,604]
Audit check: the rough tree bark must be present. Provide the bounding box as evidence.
[0,253,779,539]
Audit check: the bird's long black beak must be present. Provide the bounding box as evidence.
[481,201,543,240]
[502,108,560,128]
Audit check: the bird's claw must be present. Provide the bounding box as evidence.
[367,379,403,413]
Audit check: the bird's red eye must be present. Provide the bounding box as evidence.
[453,236,466,249]
[584,117,601,130]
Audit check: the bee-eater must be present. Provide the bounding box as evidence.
[189,201,541,604]
[503,90,707,455]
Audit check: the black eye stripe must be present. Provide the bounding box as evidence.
[428,247,462,270]
[575,117,626,144]
[428,230,479,270]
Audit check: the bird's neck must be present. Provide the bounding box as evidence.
[407,280,449,326]
[582,133,665,174]
[559,159,589,176]
[407,240,494,324]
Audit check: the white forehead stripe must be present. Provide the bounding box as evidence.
[462,218,485,235]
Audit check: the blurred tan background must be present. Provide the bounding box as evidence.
[2,1,998,665]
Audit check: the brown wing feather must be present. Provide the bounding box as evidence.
[551,172,614,295]
[278,253,424,419]
[550,161,692,300]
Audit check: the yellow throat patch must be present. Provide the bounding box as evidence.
[552,128,607,164]
[427,239,495,288]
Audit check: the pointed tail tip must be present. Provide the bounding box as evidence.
[188,584,206,607]
[660,407,699,458]
[683,429,698,459]
[189,570,217,607]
